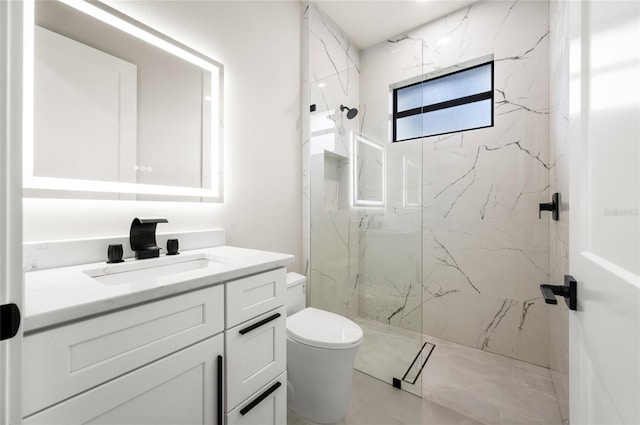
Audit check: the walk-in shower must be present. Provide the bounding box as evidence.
[303,1,565,422]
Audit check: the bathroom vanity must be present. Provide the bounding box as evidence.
[22,245,293,424]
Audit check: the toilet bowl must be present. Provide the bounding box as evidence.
[286,273,363,424]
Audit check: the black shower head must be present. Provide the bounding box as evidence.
[340,104,358,120]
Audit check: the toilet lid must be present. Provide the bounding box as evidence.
[287,307,363,350]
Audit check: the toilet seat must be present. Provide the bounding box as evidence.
[287,307,363,350]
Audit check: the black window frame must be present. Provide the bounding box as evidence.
[392,60,495,143]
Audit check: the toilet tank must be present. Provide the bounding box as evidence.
[286,272,307,316]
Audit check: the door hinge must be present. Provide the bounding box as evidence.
[0,303,21,340]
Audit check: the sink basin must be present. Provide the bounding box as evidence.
[84,253,213,285]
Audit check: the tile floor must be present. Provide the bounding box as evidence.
[288,316,563,425]
[352,316,424,396]
[287,370,482,425]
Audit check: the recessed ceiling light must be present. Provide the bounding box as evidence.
[318,82,327,88]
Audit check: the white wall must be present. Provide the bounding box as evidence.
[23,1,303,272]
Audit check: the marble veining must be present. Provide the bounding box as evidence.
[386,0,549,366]
[434,140,554,218]
[477,298,518,350]
[308,0,553,375]
[433,236,480,294]
[360,1,561,366]
[495,88,550,116]
[307,3,363,324]
[496,30,550,62]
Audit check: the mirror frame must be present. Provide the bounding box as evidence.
[23,0,224,201]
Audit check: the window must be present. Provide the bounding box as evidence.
[392,59,494,142]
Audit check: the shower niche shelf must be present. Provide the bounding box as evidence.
[311,150,349,213]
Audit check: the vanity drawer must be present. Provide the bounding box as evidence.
[23,284,224,417]
[225,268,286,328]
[225,305,286,411]
[226,372,287,425]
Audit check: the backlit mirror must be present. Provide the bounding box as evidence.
[352,134,385,207]
[24,0,223,201]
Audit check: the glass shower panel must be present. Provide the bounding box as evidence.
[306,0,424,397]
[354,139,424,396]
[307,1,362,327]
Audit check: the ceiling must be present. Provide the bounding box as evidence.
[314,0,479,50]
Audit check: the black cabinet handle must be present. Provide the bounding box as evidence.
[239,313,281,335]
[239,381,282,416]
[217,355,223,425]
[540,274,577,311]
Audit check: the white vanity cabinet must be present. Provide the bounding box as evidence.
[224,268,287,425]
[23,284,225,419]
[23,283,225,424]
[23,265,288,425]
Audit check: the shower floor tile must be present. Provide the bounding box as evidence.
[290,316,563,425]
[287,370,482,425]
[421,334,562,425]
[352,316,424,396]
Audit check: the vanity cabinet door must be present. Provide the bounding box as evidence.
[23,334,223,425]
[226,373,287,425]
[225,305,286,411]
[23,284,224,417]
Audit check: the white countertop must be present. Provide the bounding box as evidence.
[24,245,295,332]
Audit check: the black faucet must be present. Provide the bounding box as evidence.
[129,217,168,260]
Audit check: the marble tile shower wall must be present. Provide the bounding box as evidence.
[356,16,425,333]
[360,0,552,367]
[549,0,570,422]
[306,3,425,331]
[307,3,362,318]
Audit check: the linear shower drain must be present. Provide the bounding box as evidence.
[401,341,435,385]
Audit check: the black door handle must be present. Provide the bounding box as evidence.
[540,275,577,310]
[0,303,21,341]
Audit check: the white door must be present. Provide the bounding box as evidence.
[569,1,640,423]
[0,0,24,424]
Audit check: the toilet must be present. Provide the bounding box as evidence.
[286,272,363,424]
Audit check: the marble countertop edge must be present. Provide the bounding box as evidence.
[24,245,295,333]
